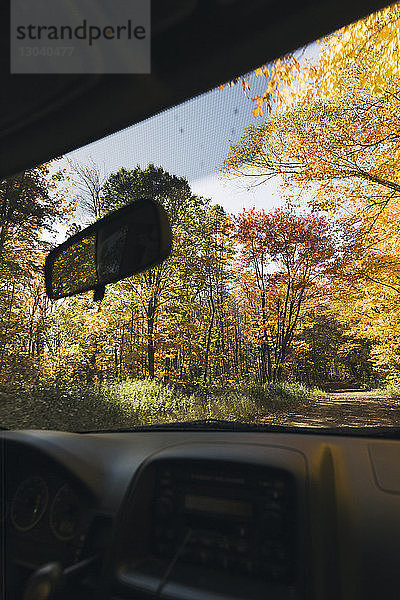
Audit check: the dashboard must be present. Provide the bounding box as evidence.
[1,429,400,600]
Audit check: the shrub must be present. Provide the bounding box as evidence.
[0,379,323,431]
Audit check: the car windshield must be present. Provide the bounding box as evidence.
[2,3,400,432]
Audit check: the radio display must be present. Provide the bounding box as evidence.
[184,494,252,517]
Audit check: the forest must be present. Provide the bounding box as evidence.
[2,3,400,430]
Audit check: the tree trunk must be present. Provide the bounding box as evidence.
[203,297,216,383]
[146,301,156,379]
[0,282,15,376]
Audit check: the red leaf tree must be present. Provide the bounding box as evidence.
[234,207,337,383]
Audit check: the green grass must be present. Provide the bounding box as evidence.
[0,379,323,431]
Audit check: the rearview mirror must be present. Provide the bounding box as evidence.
[45,199,172,300]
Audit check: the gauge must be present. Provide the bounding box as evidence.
[50,484,80,541]
[11,476,48,531]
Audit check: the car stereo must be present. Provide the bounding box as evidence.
[150,460,296,584]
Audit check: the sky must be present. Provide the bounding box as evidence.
[66,71,286,216]
[66,40,320,217]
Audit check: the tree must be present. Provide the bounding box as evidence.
[222,77,400,296]
[222,3,400,228]
[220,3,400,117]
[0,162,71,383]
[0,164,66,262]
[316,3,400,100]
[218,55,312,117]
[69,158,106,221]
[101,164,194,221]
[100,165,223,380]
[223,95,400,216]
[40,163,234,387]
[233,207,336,382]
[286,310,374,385]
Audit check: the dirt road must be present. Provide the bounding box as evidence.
[277,385,400,428]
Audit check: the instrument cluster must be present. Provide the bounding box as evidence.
[2,448,90,564]
[2,442,104,600]
[8,475,81,541]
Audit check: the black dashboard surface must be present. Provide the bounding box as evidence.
[1,429,400,599]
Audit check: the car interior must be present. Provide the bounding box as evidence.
[2,1,400,599]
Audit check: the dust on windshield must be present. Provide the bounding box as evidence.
[1,3,400,431]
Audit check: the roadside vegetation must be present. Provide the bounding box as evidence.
[0,380,323,431]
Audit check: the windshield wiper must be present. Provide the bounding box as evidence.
[79,419,288,433]
[78,421,400,437]
[121,419,286,432]
[77,420,336,434]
